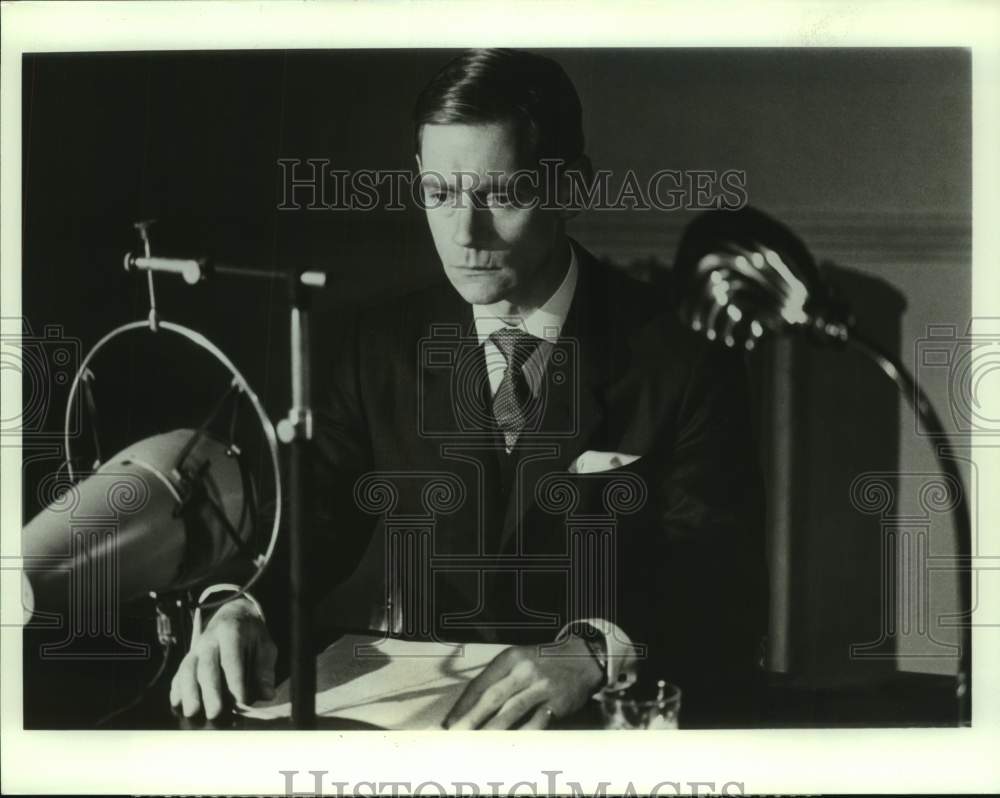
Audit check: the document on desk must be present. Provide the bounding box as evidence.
[238,634,508,729]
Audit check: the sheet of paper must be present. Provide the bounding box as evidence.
[238,634,508,729]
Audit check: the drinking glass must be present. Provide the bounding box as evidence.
[595,679,681,729]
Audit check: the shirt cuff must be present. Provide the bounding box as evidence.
[191,583,265,645]
[557,617,638,692]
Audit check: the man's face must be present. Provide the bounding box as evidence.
[418,120,562,307]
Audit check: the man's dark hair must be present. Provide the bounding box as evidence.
[413,48,585,166]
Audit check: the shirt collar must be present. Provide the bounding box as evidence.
[472,241,579,346]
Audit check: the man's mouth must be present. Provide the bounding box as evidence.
[455,252,499,269]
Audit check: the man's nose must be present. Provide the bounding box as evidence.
[451,197,492,248]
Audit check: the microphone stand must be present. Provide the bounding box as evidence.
[125,222,325,729]
[276,268,317,729]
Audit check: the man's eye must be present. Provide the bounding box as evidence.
[487,192,513,207]
[424,188,451,204]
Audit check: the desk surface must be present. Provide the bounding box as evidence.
[24,617,960,730]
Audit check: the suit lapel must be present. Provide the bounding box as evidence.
[413,285,511,627]
[558,250,617,459]
[496,246,626,554]
[415,287,481,440]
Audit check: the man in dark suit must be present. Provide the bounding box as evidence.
[170,48,767,729]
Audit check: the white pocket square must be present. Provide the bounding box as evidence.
[568,450,642,474]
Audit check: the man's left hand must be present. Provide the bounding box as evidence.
[444,637,604,730]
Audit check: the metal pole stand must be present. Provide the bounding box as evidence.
[276,269,319,730]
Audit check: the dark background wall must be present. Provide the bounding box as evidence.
[21,48,971,676]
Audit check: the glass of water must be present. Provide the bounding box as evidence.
[595,679,682,729]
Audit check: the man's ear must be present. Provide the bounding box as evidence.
[556,154,593,221]
[415,153,423,172]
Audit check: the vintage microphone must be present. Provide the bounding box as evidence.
[20,220,327,725]
[23,428,263,621]
[122,221,327,729]
[21,329,282,724]
[672,206,971,725]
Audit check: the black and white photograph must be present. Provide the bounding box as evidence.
[2,2,998,795]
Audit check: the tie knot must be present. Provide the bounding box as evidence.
[490,327,541,369]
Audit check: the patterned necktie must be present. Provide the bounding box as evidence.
[490,327,542,451]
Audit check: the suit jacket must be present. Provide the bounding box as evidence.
[259,242,768,726]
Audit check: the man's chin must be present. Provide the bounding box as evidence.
[447,272,513,306]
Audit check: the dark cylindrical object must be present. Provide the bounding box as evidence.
[289,434,315,728]
[286,276,317,729]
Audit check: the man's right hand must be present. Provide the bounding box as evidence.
[169,597,277,721]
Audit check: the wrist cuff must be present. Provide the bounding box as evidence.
[192,584,265,645]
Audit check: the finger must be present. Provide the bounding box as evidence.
[196,645,226,720]
[444,654,515,728]
[519,704,555,730]
[169,659,186,710]
[218,628,249,704]
[254,639,278,702]
[482,681,549,730]
[448,660,535,730]
[178,655,203,718]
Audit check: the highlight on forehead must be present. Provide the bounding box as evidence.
[416,117,540,172]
